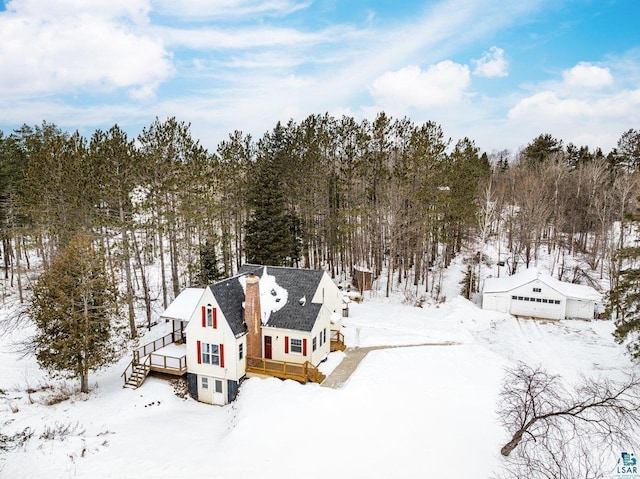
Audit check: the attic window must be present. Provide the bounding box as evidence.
[533,287,542,293]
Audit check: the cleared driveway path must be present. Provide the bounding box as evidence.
[321,342,458,389]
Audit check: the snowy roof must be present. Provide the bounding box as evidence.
[483,268,601,301]
[238,264,325,332]
[161,288,205,321]
[208,277,248,338]
[204,264,327,336]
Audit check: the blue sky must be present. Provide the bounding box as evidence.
[0,0,638,155]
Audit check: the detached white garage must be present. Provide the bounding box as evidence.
[482,268,601,320]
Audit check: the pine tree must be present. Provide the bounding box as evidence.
[608,194,640,358]
[30,233,120,393]
[245,123,302,266]
[196,239,224,286]
[609,240,640,359]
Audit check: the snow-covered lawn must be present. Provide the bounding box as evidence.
[0,267,634,478]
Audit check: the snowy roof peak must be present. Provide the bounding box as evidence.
[238,267,288,326]
[161,288,205,321]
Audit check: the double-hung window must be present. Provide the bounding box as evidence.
[198,342,223,366]
[290,338,303,354]
[201,305,217,328]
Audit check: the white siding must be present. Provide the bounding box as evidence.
[261,309,331,367]
[507,279,565,320]
[310,308,331,365]
[566,298,595,320]
[312,272,343,315]
[185,288,246,389]
[482,294,506,312]
[483,278,567,320]
[196,375,227,406]
[262,327,312,364]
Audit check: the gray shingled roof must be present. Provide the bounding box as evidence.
[238,264,324,332]
[208,276,248,338]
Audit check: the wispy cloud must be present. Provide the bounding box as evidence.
[151,0,311,21]
[473,46,508,78]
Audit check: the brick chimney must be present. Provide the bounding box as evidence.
[244,273,262,358]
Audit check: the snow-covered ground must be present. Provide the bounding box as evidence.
[0,257,634,478]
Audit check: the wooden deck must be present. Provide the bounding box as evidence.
[148,343,187,375]
[246,357,325,383]
[123,331,187,388]
[331,330,346,352]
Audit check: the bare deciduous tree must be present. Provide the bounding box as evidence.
[495,362,640,479]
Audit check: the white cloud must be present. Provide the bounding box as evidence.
[0,0,171,98]
[508,91,591,119]
[156,25,333,50]
[506,77,640,152]
[152,0,311,20]
[473,46,508,78]
[370,62,471,114]
[6,0,151,23]
[561,62,613,90]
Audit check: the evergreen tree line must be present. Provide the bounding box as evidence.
[1,114,640,336]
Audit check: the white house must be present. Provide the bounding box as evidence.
[122,264,346,406]
[482,268,602,320]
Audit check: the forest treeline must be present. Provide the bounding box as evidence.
[1,113,640,330]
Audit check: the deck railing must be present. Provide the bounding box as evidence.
[124,330,186,387]
[121,359,135,384]
[149,352,187,373]
[246,357,324,383]
[330,330,346,351]
[133,330,184,363]
[121,354,151,387]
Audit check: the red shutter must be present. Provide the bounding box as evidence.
[285,336,289,353]
[220,344,225,368]
[197,341,202,364]
[213,308,217,329]
[201,306,206,327]
[303,338,307,356]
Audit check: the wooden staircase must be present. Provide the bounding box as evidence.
[330,330,346,352]
[306,363,326,383]
[121,330,186,389]
[122,355,151,389]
